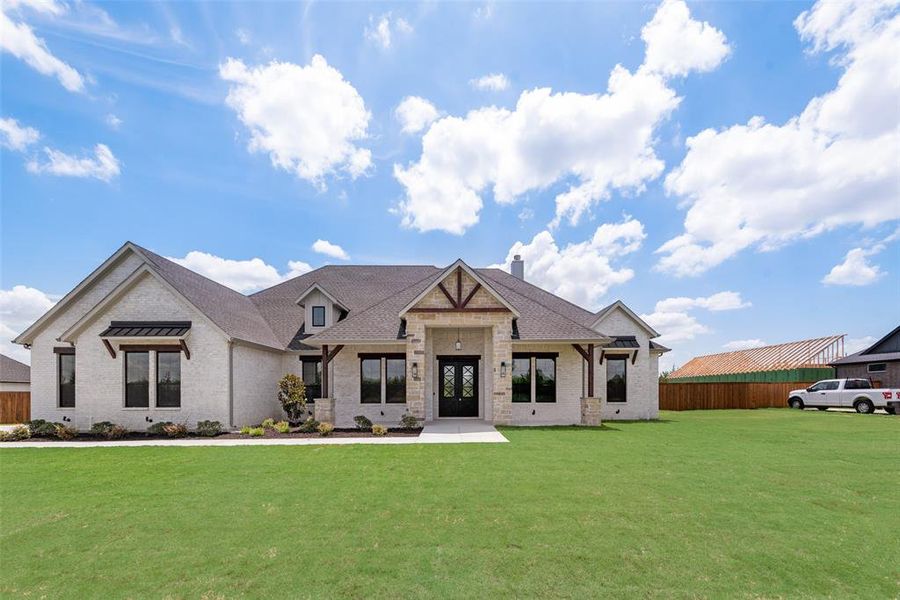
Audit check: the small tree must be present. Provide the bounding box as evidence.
[278,374,307,423]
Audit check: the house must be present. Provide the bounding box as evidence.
[666,336,843,383]
[12,242,669,431]
[830,326,900,388]
[0,354,30,392]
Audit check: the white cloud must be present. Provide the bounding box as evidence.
[658,0,900,277]
[641,0,731,77]
[845,335,876,355]
[220,55,372,186]
[364,13,412,49]
[491,217,645,309]
[395,96,440,134]
[0,1,85,92]
[0,117,40,151]
[723,339,767,351]
[641,291,750,345]
[470,73,509,91]
[167,251,313,294]
[236,28,251,45]
[311,239,350,260]
[473,2,494,21]
[394,0,729,234]
[27,144,120,182]
[105,114,122,130]
[822,247,885,286]
[0,285,59,365]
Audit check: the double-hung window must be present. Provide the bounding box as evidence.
[125,351,150,408]
[511,353,557,403]
[56,348,76,408]
[606,357,627,403]
[311,306,326,327]
[301,358,322,401]
[156,352,181,408]
[360,354,406,404]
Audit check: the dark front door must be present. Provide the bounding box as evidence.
[439,358,479,417]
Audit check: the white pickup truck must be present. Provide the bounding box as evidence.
[788,379,900,414]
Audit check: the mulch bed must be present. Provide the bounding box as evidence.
[5,428,424,443]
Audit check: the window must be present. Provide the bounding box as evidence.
[535,357,556,403]
[385,358,407,403]
[125,351,150,408]
[607,357,627,403]
[311,306,326,327]
[844,379,872,390]
[808,380,840,392]
[867,362,887,373]
[58,353,75,408]
[511,357,531,402]
[301,358,322,400]
[156,352,181,408]
[360,358,381,404]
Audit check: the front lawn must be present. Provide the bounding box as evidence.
[2,410,897,598]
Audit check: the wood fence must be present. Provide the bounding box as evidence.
[0,392,31,423]
[659,381,813,411]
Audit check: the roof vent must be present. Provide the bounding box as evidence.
[511,255,525,280]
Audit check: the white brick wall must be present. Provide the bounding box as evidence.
[331,344,410,428]
[232,343,284,427]
[510,343,584,425]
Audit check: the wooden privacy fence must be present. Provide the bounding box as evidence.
[0,392,30,423]
[659,381,814,411]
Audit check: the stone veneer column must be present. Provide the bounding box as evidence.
[491,320,513,425]
[580,397,601,426]
[314,397,334,423]
[405,316,427,421]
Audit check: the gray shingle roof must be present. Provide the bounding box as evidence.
[0,354,30,383]
[830,351,900,365]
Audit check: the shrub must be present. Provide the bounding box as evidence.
[147,421,173,436]
[26,419,57,438]
[54,424,78,440]
[0,425,31,441]
[240,425,253,435]
[261,418,277,430]
[91,421,126,439]
[371,424,388,436]
[298,417,319,433]
[163,423,188,438]
[196,420,222,437]
[274,420,290,434]
[353,415,373,431]
[248,427,265,437]
[278,374,307,422]
[317,422,334,437]
[399,414,420,430]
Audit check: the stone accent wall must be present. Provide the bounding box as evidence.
[413,268,506,310]
[580,397,601,426]
[314,397,334,423]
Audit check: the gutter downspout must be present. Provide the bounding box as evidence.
[228,340,234,428]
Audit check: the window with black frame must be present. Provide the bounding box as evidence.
[606,357,627,403]
[125,351,150,407]
[58,352,75,408]
[385,357,406,403]
[512,356,531,402]
[301,358,322,401]
[535,357,556,402]
[156,351,181,408]
[360,358,381,403]
[311,306,326,327]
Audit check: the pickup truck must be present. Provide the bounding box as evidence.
[788,379,900,414]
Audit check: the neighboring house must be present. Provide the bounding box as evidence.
[13,243,668,431]
[0,354,30,392]
[830,326,900,388]
[667,336,843,383]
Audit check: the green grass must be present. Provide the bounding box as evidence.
[2,410,898,599]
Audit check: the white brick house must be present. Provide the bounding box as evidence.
[13,242,668,430]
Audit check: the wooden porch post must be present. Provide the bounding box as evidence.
[321,344,329,398]
[587,343,594,397]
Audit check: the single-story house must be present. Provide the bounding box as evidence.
[13,242,669,431]
[830,326,900,388]
[0,354,30,392]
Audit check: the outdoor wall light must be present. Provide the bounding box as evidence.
[455,327,462,351]
[500,361,507,377]
[412,362,419,379]
[145,416,153,423]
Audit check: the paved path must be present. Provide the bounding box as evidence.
[0,421,508,448]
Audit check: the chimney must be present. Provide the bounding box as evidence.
[511,254,525,280]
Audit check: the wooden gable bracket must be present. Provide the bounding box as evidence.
[460,283,482,309]
[180,339,191,360]
[102,339,116,359]
[456,268,462,306]
[436,283,458,308]
[571,344,595,397]
[632,349,638,365]
[320,344,344,399]
[327,344,344,364]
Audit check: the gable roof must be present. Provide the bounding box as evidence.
[398,260,520,317]
[0,354,30,383]
[830,325,900,366]
[591,300,660,338]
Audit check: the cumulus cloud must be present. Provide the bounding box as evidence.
[220,55,372,186]
[395,96,440,134]
[491,217,645,309]
[394,0,729,234]
[723,339,767,351]
[0,285,59,364]
[657,0,900,277]
[641,0,731,77]
[26,143,120,181]
[470,73,509,91]
[822,247,885,286]
[311,239,350,260]
[641,291,750,345]
[364,13,412,49]
[0,0,85,92]
[0,117,40,151]
[167,251,313,294]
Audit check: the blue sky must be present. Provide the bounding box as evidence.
[1,0,898,368]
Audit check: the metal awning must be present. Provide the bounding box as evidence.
[100,321,191,337]
[609,335,639,349]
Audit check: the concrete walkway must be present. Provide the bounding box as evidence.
[0,421,508,448]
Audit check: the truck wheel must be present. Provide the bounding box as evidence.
[884,406,897,415]
[854,399,874,414]
[789,398,804,410]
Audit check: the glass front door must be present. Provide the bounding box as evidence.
[438,358,479,417]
